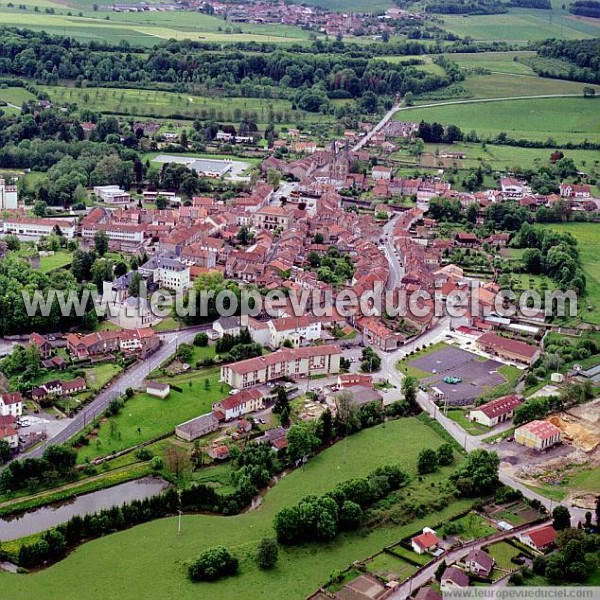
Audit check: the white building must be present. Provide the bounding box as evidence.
[267,316,321,349]
[0,178,18,209]
[146,381,170,398]
[0,217,77,241]
[93,185,132,205]
[0,392,23,417]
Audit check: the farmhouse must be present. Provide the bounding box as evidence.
[0,392,23,418]
[518,525,557,551]
[220,345,341,389]
[515,420,562,451]
[468,394,522,428]
[212,388,264,421]
[411,528,440,555]
[476,332,540,365]
[175,412,220,442]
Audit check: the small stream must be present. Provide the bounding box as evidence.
[0,477,170,542]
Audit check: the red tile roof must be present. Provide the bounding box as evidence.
[517,420,561,441]
[411,531,440,550]
[527,525,557,548]
[474,395,522,419]
[478,332,538,360]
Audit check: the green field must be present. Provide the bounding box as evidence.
[0,7,315,45]
[414,143,600,173]
[76,367,226,462]
[447,409,490,436]
[541,223,600,325]
[38,251,72,273]
[440,8,600,42]
[397,97,600,144]
[0,418,473,600]
[448,51,538,75]
[0,86,36,115]
[41,84,338,125]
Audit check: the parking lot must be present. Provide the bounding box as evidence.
[409,346,506,406]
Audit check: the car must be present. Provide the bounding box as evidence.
[229,388,240,395]
[259,419,266,424]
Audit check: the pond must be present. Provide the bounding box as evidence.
[0,477,170,542]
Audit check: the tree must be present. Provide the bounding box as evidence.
[94,230,109,257]
[273,386,291,426]
[155,195,168,210]
[339,500,363,529]
[435,560,447,581]
[596,495,600,527]
[360,347,381,373]
[401,375,418,411]
[33,200,48,217]
[256,537,278,569]
[177,343,194,363]
[286,423,319,462]
[193,332,209,347]
[188,546,239,582]
[437,443,454,466]
[163,446,186,479]
[417,448,438,474]
[451,449,499,496]
[129,272,143,297]
[0,439,11,463]
[553,506,571,531]
[267,169,281,188]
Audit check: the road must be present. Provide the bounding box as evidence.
[388,520,550,599]
[353,93,586,155]
[375,228,587,527]
[24,326,210,458]
[381,216,405,291]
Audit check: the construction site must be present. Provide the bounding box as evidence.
[512,398,600,508]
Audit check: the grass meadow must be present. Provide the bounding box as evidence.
[396,97,600,144]
[0,417,473,600]
[540,223,600,325]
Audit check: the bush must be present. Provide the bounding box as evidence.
[135,447,153,461]
[151,456,163,471]
[193,332,209,347]
[188,546,239,582]
[256,538,278,570]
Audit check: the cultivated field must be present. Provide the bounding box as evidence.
[0,418,472,600]
[440,8,600,42]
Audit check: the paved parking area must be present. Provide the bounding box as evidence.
[409,346,505,406]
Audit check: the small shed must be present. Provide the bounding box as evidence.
[146,381,170,399]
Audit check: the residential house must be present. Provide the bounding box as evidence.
[559,183,591,199]
[415,588,442,600]
[209,445,230,460]
[256,426,288,452]
[372,166,392,181]
[212,388,264,422]
[465,549,494,577]
[441,566,469,590]
[411,528,440,555]
[476,332,540,365]
[212,316,242,339]
[518,525,557,551]
[0,422,18,449]
[175,412,220,442]
[468,395,522,428]
[515,420,562,451]
[220,345,341,389]
[65,328,159,361]
[0,392,23,418]
[29,333,53,359]
[267,316,321,349]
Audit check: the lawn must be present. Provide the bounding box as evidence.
[447,409,490,436]
[396,97,600,144]
[38,251,72,273]
[0,418,474,600]
[0,86,36,112]
[76,367,225,462]
[540,223,600,325]
[485,540,522,570]
[365,552,417,582]
[448,51,537,75]
[449,512,497,541]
